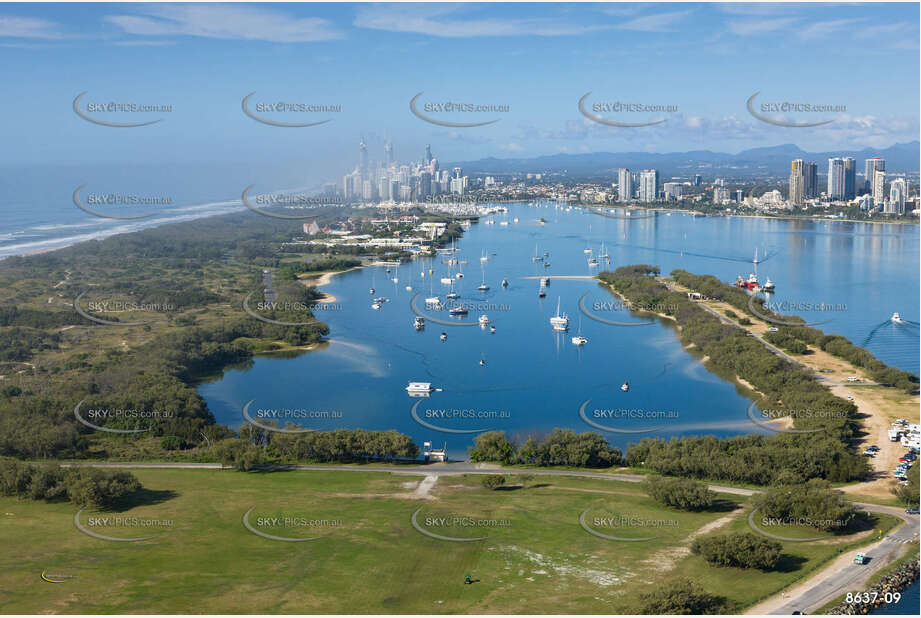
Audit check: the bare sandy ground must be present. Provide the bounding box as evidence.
[298,266,362,303]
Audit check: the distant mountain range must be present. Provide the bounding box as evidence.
[449,142,920,177]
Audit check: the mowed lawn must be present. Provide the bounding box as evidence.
[0,469,894,614]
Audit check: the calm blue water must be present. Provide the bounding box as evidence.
[197,202,920,459]
[870,579,920,615]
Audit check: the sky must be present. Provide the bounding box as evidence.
[0,2,918,187]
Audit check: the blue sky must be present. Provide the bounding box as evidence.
[1,2,918,185]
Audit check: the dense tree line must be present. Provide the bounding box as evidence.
[239,427,420,464]
[691,532,783,570]
[601,266,869,485]
[636,578,726,614]
[753,479,856,532]
[671,270,918,393]
[644,475,715,511]
[0,459,141,508]
[469,429,623,468]
[893,464,919,505]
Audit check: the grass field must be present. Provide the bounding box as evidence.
[0,469,899,614]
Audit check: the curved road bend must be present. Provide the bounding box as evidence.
[50,461,917,613]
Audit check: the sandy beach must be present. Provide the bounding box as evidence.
[298,266,363,303]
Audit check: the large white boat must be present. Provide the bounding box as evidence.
[550,297,569,331]
[406,381,434,394]
[478,314,489,326]
[762,278,775,292]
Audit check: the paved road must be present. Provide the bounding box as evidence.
[765,503,919,615]
[54,460,758,495]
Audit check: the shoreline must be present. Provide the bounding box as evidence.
[298,266,364,303]
[5,198,917,263]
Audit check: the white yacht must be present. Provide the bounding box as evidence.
[440,332,447,341]
[413,317,425,330]
[621,381,630,392]
[371,303,381,310]
[425,296,441,308]
[478,315,489,326]
[540,277,550,287]
[572,317,587,345]
[550,297,569,331]
[762,278,775,292]
[406,381,434,394]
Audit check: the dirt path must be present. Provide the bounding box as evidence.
[638,506,744,575]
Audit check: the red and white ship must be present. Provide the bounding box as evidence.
[734,273,759,290]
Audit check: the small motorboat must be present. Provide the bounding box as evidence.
[369,287,375,294]
[891,312,903,323]
[449,307,468,316]
[479,359,486,366]
[413,317,425,330]
[478,283,490,291]
[371,303,381,310]
[571,335,587,346]
[490,325,496,334]
[501,279,509,287]
[405,285,413,291]
[446,291,459,300]
[440,332,447,341]
[539,289,547,298]
[620,381,629,392]
[762,278,775,292]
[478,315,489,326]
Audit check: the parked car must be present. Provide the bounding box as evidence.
[768,327,779,332]
[854,553,868,565]
[906,507,919,515]
[847,376,859,382]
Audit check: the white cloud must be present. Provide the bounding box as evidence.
[354,4,612,38]
[616,10,694,33]
[0,16,63,39]
[796,18,863,40]
[105,4,344,43]
[727,18,796,36]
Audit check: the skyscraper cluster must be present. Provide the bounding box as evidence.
[827,157,857,200]
[343,140,465,202]
[617,168,660,202]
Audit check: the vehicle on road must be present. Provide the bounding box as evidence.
[906,507,919,515]
[854,553,868,565]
